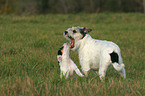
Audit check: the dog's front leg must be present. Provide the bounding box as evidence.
[79,55,90,77]
[81,63,90,77]
[82,70,88,77]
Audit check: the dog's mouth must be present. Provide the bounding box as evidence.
[68,36,75,48]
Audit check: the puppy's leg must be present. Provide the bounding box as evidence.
[75,68,84,77]
[65,72,69,79]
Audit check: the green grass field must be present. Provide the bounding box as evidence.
[0,13,144,95]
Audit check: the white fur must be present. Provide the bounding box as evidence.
[64,27,126,81]
[57,43,84,79]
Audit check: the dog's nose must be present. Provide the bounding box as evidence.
[64,31,68,35]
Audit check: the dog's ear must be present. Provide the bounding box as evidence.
[83,27,92,33]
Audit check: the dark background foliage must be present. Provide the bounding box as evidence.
[0,0,145,14]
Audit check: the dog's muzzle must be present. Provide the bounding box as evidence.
[64,31,75,49]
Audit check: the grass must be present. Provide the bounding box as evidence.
[0,13,144,95]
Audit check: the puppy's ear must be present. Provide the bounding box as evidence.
[83,27,92,33]
[58,50,62,55]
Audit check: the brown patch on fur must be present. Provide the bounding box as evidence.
[70,29,73,31]
[61,48,64,54]
[84,27,92,33]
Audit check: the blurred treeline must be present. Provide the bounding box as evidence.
[0,0,145,14]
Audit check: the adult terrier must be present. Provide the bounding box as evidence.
[57,43,84,79]
[64,27,126,81]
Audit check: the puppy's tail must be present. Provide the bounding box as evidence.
[112,63,125,72]
[75,68,84,77]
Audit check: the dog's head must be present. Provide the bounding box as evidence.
[57,43,70,62]
[64,26,92,50]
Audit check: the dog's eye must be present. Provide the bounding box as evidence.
[73,30,77,33]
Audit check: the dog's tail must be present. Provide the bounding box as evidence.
[110,51,125,72]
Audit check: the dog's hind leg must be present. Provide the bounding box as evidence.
[112,63,126,78]
[119,67,126,78]
[111,52,126,78]
[99,52,111,81]
[118,54,126,78]
[99,65,109,81]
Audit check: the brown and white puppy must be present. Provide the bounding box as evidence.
[57,43,84,79]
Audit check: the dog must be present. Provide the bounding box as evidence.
[57,43,84,79]
[64,27,126,81]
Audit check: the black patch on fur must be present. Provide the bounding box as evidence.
[73,30,77,33]
[59,46,64,50]
[64,31,68,35]
[110,51,119,63]
[80,29,87,39]
[57,46,64,55]
[57,50,62,55]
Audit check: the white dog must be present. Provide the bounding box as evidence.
[57,43,84,79]
[64,27,126,81]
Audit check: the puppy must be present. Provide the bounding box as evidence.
[64,27,126,81]
[57,43,84,79]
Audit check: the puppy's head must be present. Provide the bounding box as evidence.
[57,46,63,63]
[64,26,92,49]
[57,43,70,62]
